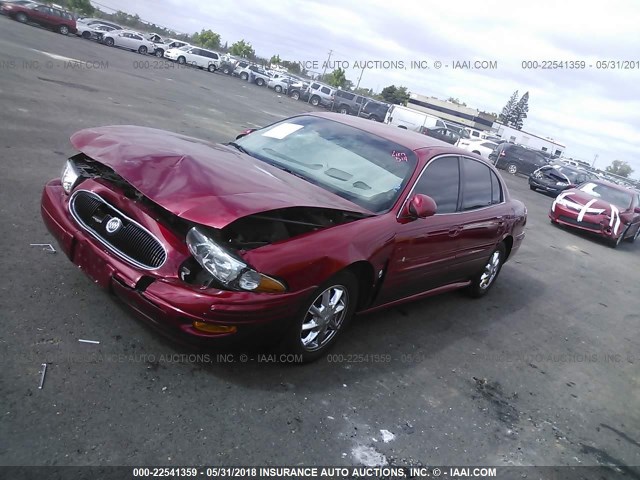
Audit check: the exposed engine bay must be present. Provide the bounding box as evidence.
[220,207,366,250]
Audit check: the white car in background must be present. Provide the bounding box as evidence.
[267,76,297,94]
[103,30,156,54]
[164,45,221,72]
[456,138,499,158]
[77,23,117,40]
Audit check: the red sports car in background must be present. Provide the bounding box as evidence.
[549,180,640,247]
[41,113,526,361]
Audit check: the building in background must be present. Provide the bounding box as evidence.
[407,93,495,131]
[492,122,565,157]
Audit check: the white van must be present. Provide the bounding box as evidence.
[164,46,221,72]
[384,105,446,132]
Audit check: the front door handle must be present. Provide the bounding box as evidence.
[448,225,462,237]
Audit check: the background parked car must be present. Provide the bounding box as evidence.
[76,17,122,31]
[490,143,549,175]
[103,30,155,54]
[267,76,296,94]
[529,164,596,196]
[333,90,367,115]
[358,100,389,123]
[456,138,498,158]
[3,2,76,35]
[385,104,446,131]
[0,0,35,14]
[421,127,461,145]
[151,37,188,58]
[304,82,336,108]
[164,45,221,72]
[77,23,117,41]
[239,65,271,86]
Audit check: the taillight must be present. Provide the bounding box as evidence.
[500,151,506,157]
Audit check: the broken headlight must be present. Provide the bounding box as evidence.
[61,160,80,194]
[186,227,286,293]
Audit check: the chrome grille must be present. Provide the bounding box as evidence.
[70,190,167,270]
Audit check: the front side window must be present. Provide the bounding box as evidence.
[413,157,460,214]
[233,116,418,213]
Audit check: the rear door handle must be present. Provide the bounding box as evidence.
[448,225,462,237]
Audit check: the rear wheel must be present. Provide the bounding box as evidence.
[208,64,216,72]
[507,163,518,175]
[256,77,265,86]
[310,95,320,106]
[138,45,147,55]
[339,105,349,114]
[155,49,164,58]
[291,91,300,100]
[81,31,91,39]
[105,37,115,47]
[280,271,358,363]
[274,85,282,93]
[466,243,506,298]
[222,65,231,74]
[369,115,380,122]
[240,72,248,80]
[15,12,28,23]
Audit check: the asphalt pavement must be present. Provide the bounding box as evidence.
[0,16,639,474]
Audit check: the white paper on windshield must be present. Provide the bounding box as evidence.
[580,182,601,197]
[262,123,303,139]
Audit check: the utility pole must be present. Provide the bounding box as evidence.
[321,49,333,79]
[355,65,365,90]
[592,154,599,168]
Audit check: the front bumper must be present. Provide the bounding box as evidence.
[529,177,564,195]
[40,180,313,344]
[549,203,621,239]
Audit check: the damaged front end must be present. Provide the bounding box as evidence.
[62,153,367,294]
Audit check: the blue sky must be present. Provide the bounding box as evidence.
[96,0,640,177]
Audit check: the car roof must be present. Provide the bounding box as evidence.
[306,112,470,152]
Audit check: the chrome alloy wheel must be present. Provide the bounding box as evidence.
[300,286,348,351]
[479,250,501,290]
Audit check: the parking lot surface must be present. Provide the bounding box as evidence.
[1,17,639,472]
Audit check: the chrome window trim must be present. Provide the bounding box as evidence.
[69,189,167,271]
[397,154,506,219]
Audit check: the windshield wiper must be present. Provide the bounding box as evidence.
[227,142,250,155]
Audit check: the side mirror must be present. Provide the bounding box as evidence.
[634,207,640,214]
[407,194,437,218]
[235,128,257,140]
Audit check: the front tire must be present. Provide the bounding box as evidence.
[256,77,265,86]
[466,243,506,298]
[177,56,186,65]
[507,163,518,175]
[310,95,320,106]
[155,49,164,58]
[339,105,349,114]
[81,31,91,39]
[280,271,358,363]
[138,45,147,55]
[609,227,628,248]
[627,225,640,243]
[15,12,28,23]
[240,72,248,80]
[274,85,282,93]
[105,37,115,47]
[222,65,231,74]
[291,91,300,100]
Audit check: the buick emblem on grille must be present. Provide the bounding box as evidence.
[105,217,123,234]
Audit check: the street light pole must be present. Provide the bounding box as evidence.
[592,154,599,168]
[355,65,365,90]
[321,49,333,79]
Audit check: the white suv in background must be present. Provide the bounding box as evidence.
[164,45,221,72]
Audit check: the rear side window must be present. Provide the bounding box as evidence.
[321,87,331,94]
[490,171,502,204]
[461,158,492,210]
[413,157,460,214]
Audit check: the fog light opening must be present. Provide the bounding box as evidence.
[192,321,237,334]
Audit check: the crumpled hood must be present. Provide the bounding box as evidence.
[71,126,371,228]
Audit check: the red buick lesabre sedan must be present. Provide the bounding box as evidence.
[549,180,640,248]
[41,113,527,361]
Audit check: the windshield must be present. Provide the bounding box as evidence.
[579,182,632,208]
[234,115,418,213]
